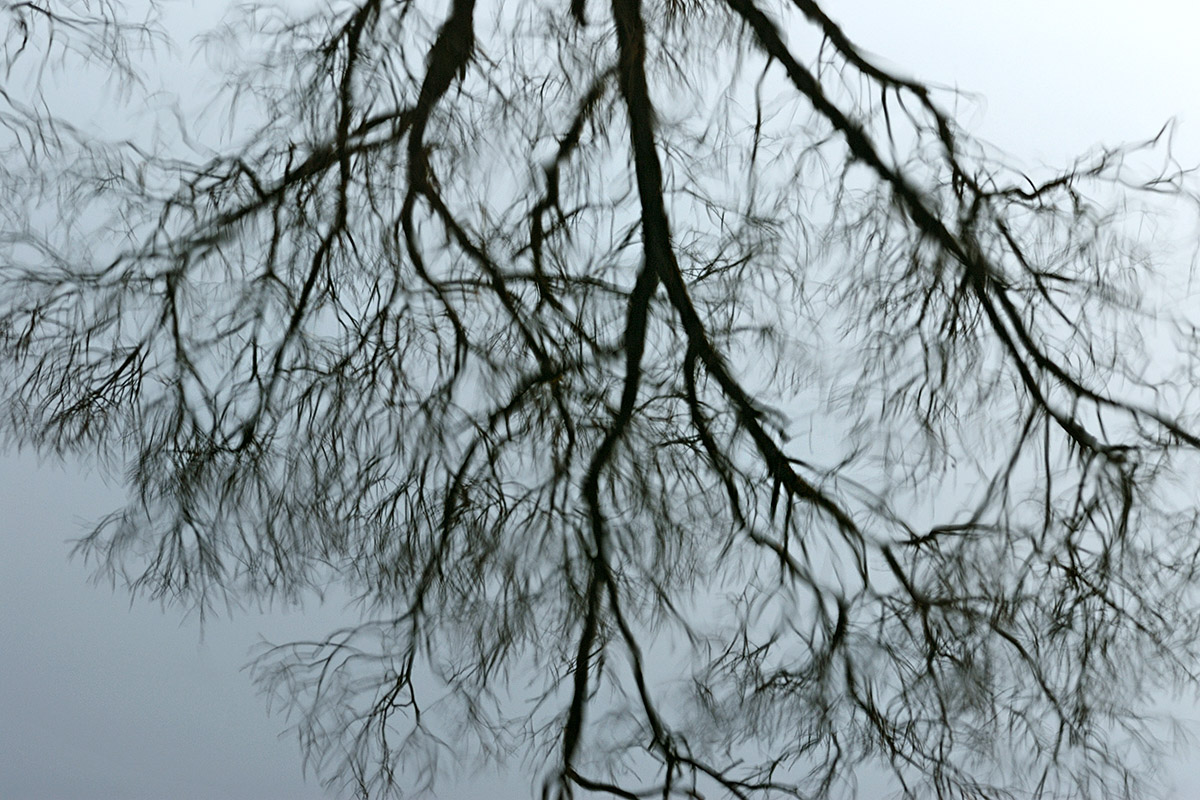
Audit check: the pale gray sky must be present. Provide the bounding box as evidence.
[3,1,1200,798]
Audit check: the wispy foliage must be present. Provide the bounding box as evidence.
[4,1,1200,798]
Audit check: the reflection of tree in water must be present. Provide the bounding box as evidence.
[3,1,1200,797]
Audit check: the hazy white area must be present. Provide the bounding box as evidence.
[3,1,1200,798]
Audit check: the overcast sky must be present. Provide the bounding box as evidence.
[4,2,1200,798]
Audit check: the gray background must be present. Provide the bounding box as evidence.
[4,1,1200,797]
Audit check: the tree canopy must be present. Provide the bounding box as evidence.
[4,1,1200,798]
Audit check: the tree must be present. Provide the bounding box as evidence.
[4,0,1200,797]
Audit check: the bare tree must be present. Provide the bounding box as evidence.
[5,1,1200,798]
